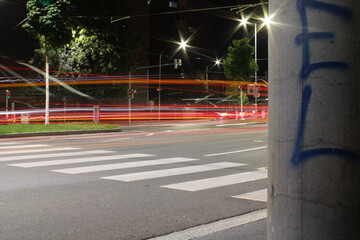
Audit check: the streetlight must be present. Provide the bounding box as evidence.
[205,59,221,81]
[262,15,273,27]
[179,40,187,49]
[204,59,221,117]
[239,17,270,114]
[158,41,187,120]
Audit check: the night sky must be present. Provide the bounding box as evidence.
[0,0,36,61]
[0,0,267,74]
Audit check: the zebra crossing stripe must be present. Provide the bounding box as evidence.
[204,146,267,157]
[0,144,49,150]
[0,147,80,156]
[1,150,114,163]
[162,170,267,192]
[9,152,147,168]
[101,162,244,182]
[52,157,198,174]
[232,189,267,202]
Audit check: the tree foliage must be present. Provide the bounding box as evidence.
[62,29,138,75]
[27,0,141,75]
[223,38,258,82]
[31,28,139,75]
[23,0,73,49]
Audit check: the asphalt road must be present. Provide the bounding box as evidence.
[0,121,268,240]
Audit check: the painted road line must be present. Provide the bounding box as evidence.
[52,157,198,174]
[101,138,131,142]
[148,209,267,240]
[0,147,80,156]
[223,130,268,136]
[10,153,152,168]
[0,150,114,162]
[101,162,243,182]
[0,142,25,146]
[216,123,251,127]
[0,144,49,150]
[204,146,267,157]
[232,189,268,202]
[162,170,267,192]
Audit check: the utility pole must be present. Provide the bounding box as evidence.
[268,1,360,239]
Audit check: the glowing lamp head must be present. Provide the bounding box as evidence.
[241,18,248,25]
[180,41,187,49]
[263,16,273,26]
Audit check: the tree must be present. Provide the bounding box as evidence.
[23,0,73,124]
[222,38,258,82]
[31,28,139,75]
[222,38,257,107]
[26,0,142,105]
[64,0,140,74]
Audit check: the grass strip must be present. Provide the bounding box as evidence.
[0,123,120,134]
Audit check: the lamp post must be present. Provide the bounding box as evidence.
[254,22,258,114]
[205,64,210,82]
[240,17,271,114]
[205,59,221,81]
[204,60,221,117]
[158,41,186,121]
[158,47,169,121]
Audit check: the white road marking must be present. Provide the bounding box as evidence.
[148,209,267,240]
[102,162,243,182]
[52,133,124,140]
[146,133,154,136]
[257,167,267,171]
[0,144,49,150]
[0,147,79,156]
[10,153,153,168]
[162,170,267,192]
[233,189,268,202]
[52,157,198,174]
[0,150,114,162]
[216,123,251,127]
[102,138,131,142]
[204,146,267,157]
[0,142,25,146]
[223,130,268,136]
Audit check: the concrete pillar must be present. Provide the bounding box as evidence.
[268,0,360,239]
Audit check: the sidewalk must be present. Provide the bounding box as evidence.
[194,219,266,240]
[149,209,267,240]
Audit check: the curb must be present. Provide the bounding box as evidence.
[148,209,267,240]
[0,128,122,138]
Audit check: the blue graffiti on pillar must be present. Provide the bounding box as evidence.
[292,0,359,166]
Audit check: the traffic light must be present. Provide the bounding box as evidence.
[174,58,182,69]
[5,90,11,99]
